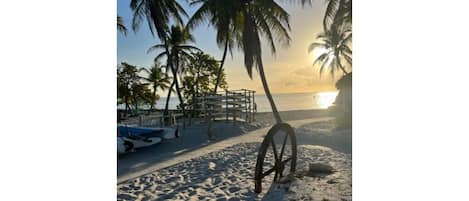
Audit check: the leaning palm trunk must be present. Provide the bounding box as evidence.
[164,80,175,115]
[172,53,186,116]
[257,58,282,123]
[213,37,229,94]
[163,40,186,119]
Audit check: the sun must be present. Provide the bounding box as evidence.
[316,91,338,109]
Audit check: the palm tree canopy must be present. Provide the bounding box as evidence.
[147,25,201,69]
[238,0,292,78]
[140,62,172,92]
[130,0,188,40]
[309,24,351,76]
[323,0,352,31]
[188,0,292,78]
[187,0,242,54]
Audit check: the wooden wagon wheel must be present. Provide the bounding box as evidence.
[254,123,297,193]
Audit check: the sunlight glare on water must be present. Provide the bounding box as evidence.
[316,91,338,109]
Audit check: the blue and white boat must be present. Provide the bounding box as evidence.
[117,125,178,154]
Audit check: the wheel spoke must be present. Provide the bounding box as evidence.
[280,157,293,178]
[279,132,288,161]
[282,157,292,165]
[271,139,278,162]
[262,167,276,178]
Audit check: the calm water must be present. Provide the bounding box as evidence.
[127,92,338,112]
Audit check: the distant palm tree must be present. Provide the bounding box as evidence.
[117,15,127,36]
[140,62,171,110]
[130,0,188,117]
[147,25,201,114]
[308,24,351,76]
[187,0,239,94]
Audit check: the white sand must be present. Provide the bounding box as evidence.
[117,111,351,200]
[262,145,352,201]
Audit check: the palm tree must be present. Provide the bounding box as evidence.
[188,0,310,94]
[187,0,294,123]
[140,62,171,110]
[308,23,351,76]
[187,0,239,94]
[130,0,188,117]
[147,25,201,115]
[130,0,187,40]
[239,0,292,123]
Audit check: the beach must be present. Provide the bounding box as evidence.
[118,109,351,200]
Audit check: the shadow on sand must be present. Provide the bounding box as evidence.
[294,120,351,154]
[118,121,262,178]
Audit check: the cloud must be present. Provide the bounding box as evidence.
[293,66,316,78]
[224,61,339,94]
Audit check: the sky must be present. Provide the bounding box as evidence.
[117,0,340,95]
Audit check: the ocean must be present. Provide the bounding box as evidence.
[136,91,338,112]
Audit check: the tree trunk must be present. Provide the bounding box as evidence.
[191,64,203,117]
[194,63,203,95]
[133,96,138,114]
[172,52,186,116]
[150,85,157,111]
[213,37,229,94]
[124,96,129,117]
[163,40,186,118]
[257,58,282,123]
[164,80,175,115]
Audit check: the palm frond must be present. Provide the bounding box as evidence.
[117,16,127,36]
[313,52,329,67]
[308,42,328,53]
[147,44,166,54]
[323,0,339,30]
[154,52,167,63]
[343,53,352,64]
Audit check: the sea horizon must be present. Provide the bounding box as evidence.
[118,91,338,112]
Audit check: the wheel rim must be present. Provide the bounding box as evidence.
[254,123,297,193]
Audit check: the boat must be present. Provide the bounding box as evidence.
[117,125,178,154]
